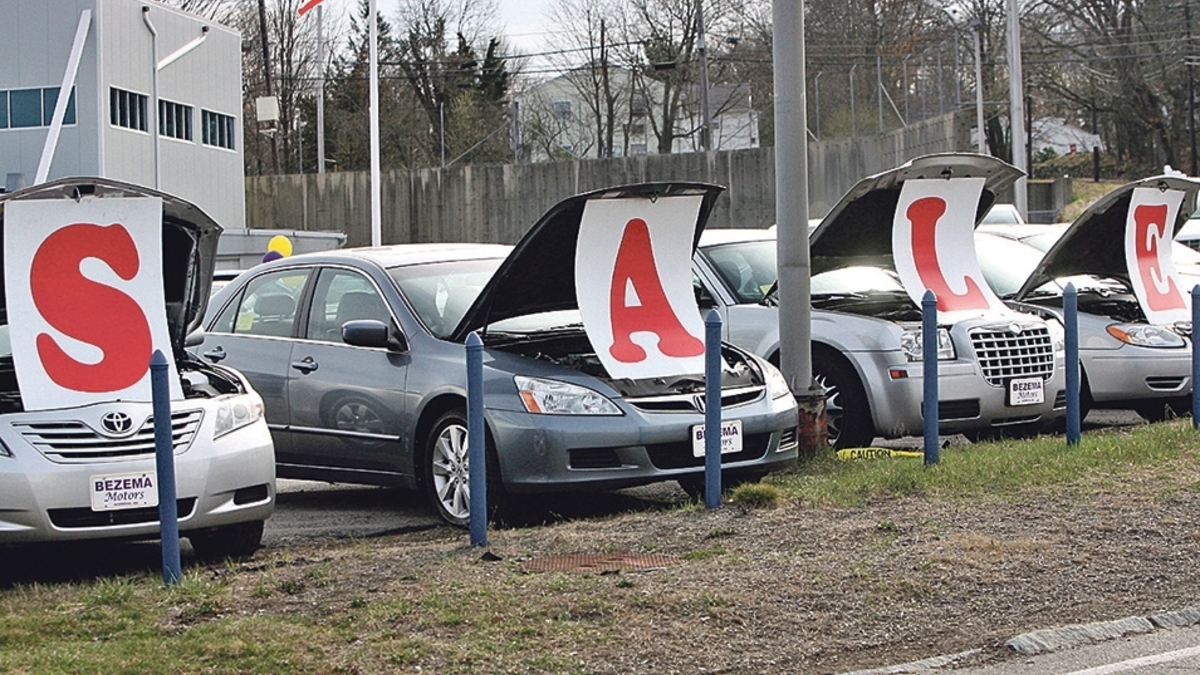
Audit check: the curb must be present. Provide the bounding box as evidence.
[834,606,1200,674]
[1005,606,1200,655]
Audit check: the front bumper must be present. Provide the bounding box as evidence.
[857,353,1065,438]
[1082,346,1192,405]
[0,409,275,545]
[488,395,800,494]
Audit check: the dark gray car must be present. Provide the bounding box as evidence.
[200,183,800,525]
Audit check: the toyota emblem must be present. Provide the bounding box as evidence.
[100,412,135,436]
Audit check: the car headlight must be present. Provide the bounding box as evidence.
[214,394,265,439]
[514,376,622,415]
[900,327,955,361]
[1045,316,1066,353]
[761,360,793,399]
[1106,323,1187,348]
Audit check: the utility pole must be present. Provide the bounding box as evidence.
[1187,0,1197,175]
[876,54,884,132]
[1006,0,1028,217]
[972,21,987,153]
[696,0,712,151]
[257,0,280,174]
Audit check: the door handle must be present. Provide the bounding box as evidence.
[290,356,319,373]
[203,347,226,363]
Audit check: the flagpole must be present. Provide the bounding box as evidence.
[369,0,382,246]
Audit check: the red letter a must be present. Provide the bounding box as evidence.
[608,218,704,363]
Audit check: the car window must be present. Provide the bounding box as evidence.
[211,268,311,337]
[305,268,391,343]
[703,240,777,304]
[388,258,504,338]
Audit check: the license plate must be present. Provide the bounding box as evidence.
[691,420,743,457]
[90,471,158,512]
[1007,377,1045,406]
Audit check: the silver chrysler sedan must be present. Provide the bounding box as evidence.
[200,183,799,525]
[692,154,1066,448]
[976,175,1200,421]
[0,178,275,559]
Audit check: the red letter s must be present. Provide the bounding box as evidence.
[30,223,152,392]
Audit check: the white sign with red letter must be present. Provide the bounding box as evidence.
[891,178,1007,319]
[575,195,707,379]
[4,196,181,411]
[1124,187,1189,325]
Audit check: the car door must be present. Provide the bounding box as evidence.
[285,266,412,483]
[202,267,314,459]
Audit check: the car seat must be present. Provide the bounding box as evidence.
[251,293,297,337]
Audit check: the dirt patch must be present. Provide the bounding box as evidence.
[218,486,1200,674]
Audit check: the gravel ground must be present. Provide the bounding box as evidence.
[219,481,1200,674]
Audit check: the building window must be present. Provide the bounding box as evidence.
[0,87,75,130]
[159,100,193,141]
[110,87,148,131]
[42,87,76,126]
[202,110,235,150]
[552,100,572,121]
[630,94,649,117]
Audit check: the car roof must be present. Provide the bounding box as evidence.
[284,242,513,268]
[699,228,776,246]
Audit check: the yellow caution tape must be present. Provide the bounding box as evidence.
[836,447,925,461]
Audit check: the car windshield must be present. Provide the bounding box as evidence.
[703,240,778,303]
[981,204,1024,225]
[387,258,504,338]
[811,266,906,295]
[1020,231,1062,252]
[975,234,1046,297]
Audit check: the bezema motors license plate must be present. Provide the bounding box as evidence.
[1007,377,1045,406]
[691,420,743,457]
[90,471,158,511]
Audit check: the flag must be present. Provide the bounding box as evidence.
[298,0,326,16]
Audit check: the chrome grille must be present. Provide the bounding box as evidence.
[625,385,765,413]
[969,324,1055,387]
[17,410,204,463]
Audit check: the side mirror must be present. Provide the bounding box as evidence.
[185,328,206,348]
[694,283,718,309]
[342,319,408,352]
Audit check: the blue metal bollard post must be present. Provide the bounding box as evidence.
[1065,283,1081,445]
[922,290,939,465]
[704,310,723,509]
[466,332,487,547]
[151,350,181,585]
[1193,286,1200,429]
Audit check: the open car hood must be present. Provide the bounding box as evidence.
[0,177,222,352]
[1014,175,1200,300]
[808,153,1023,277]
[451,182,724,341]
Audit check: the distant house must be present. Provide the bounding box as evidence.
[1031,117,1106,157]
[672,82,760,154]
[517,68,760,162]
[0,0,246,228]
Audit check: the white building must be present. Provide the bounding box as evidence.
[518,68,760,162]
[0,0,245,228]
[1031,117,1106,158]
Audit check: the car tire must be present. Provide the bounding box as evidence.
[188,520,264,562]
[813,353,874,450]
[423,409,504,527]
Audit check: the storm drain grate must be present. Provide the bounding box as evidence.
[521,553,681,573]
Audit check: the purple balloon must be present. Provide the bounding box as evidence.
[262,250,284,263]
